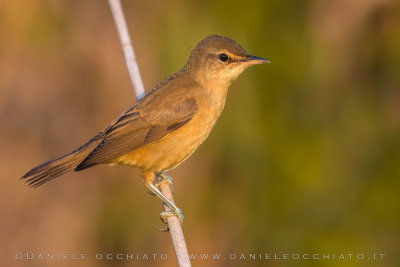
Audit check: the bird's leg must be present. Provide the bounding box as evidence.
[142,171,184,227]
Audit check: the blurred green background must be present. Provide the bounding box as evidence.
[1,0,399,266]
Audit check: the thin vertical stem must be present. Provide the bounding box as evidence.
[107,1,191,266]
[107,0,145,100]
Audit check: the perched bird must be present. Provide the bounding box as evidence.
[22,35,269,222]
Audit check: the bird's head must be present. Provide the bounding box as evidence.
[185,35,269,88]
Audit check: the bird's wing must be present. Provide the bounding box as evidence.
[75,97,198,170]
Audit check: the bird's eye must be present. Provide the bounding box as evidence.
[219,53,229,62]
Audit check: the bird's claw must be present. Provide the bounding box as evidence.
[157,208,184,232]
[155,172,174,193]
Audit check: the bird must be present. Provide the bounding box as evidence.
[22,34,269,223]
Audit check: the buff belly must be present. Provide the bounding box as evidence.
[112,115,216,173]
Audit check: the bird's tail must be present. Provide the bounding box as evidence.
[22,131,105,188]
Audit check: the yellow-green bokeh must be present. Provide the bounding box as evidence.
[1,0,399,266]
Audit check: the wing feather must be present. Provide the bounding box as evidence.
[75,97,198,170]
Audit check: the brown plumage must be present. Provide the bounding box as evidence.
[22,35,269,188]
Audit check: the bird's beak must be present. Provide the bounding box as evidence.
[245,55,270,65]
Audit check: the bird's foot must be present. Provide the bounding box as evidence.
[155,172,174,193]
[142,172,184,231]
[157,208,184,231]
[145,171,173,196]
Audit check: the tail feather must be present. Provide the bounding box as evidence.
[23,153,81,187]
[22,131,106,187]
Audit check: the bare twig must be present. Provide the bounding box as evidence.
[160,183,192,267]
[107,0,191,266]
[107,0,145,100]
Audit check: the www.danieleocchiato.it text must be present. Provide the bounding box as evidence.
[13,251,386,261]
